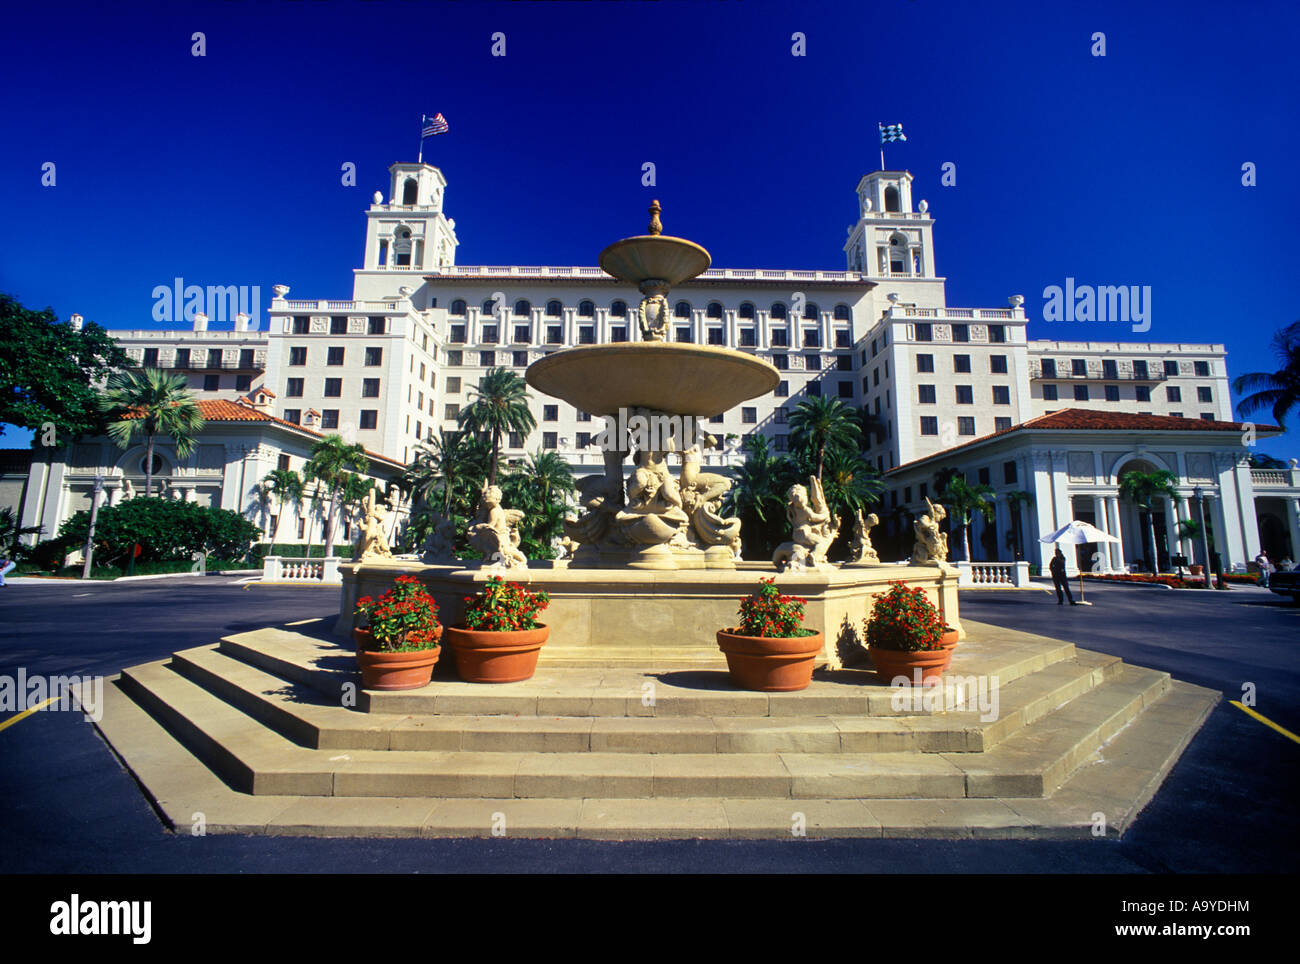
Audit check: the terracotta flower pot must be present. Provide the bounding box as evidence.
[867,646,950,685]
[1189,565,1204,575]
[444,624,549,683]
[716,629,824,692]
[939,628,959,650]
[353,627,442,691]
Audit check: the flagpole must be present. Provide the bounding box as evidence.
[880,148,885,171]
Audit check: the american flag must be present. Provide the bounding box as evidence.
[879,123,906,144]
[422,113,449,138]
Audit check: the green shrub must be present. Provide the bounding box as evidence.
[57,498,261,566]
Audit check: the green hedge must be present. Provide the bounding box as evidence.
[56,498,261,567]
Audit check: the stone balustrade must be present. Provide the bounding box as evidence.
[956,560,1031,588]
[262,556,342,584]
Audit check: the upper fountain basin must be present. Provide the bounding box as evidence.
[526,342,780,417]
[598,235,711,287]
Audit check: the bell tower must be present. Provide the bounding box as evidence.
[843,170,936,281]
[360,162,459,275]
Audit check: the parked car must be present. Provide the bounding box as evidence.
[1265,568,1300,603]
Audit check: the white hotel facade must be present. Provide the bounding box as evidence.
[8,160,1298,572]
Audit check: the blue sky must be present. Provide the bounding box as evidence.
[2,0,1297,458]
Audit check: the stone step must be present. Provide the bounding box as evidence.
[170,643,1119,755]
[84,672,1219,839]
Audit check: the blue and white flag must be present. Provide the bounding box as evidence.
[422,113,449,138]
[879,123,906,144]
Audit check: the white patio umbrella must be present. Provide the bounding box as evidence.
[1039,520,1121,603]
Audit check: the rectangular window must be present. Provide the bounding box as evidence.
[447,350,462,366]
[988,325,1006,343]
[807,381,822,397]
[1194,361,1210,377]
[952,324,970,343]
[834,329,851,348]
[175,348,191,368]
[578,326,596,344]
[359,410,378,430]
[990,354,1007,374]
[774,434,789,452]
[920,416,938,436]
[543,432,557,450]
[415,420,423,439]
[1043,384,1058,401]
[954,354,971,373]
[478,351,494,367]
[837,382,853,398]
[446,377,461,393]
[772,354,789,370]
[918,384,936,404]
[362,378,380,398]
[142,348,159,367]
[1135,385,1151,402]
[1197,386,1213,403]
[203,374,219,391]
[958,417,976,436]
[770,329,789,347]
[1170,412,1183,418]
[482,324,499,343]
[451,325,467,343]
[742,407,757,424]
[321,409,339,429]
[872,368,880,386]
[803,330,821,348]
[995,417,1012,432]
[327,346,344,365]
[956,385,973,404]
[611,326,628,342]
[1072,358,1087,376]
[445,404,459,420]
[1103,359,1118,379]
[1104,384,1120,402]
[235,375,251,392]
[419,363,426,380]
[916,354,934,373]
[208,348,223,368]
[1167,386,1182,402]
[283,409,301,424]
[330,316,348,334]
[774,406,788,424]
[992,385,1010,405]
[978,467,990,485]
[1074,384,1089,401]
[914,323,933,342]
[513,351,528,367]
[546,325,562,344]
[324,378,342,397]
[292,316,310,334]
[1132,360,1148,379]
[577,432,591,448]
[289,346,307,366]
[364,347,383,366]
[707,328,725,345]
[836,355,852,372]
[1003,460,1018,483]
[368,316,386,335]
[709,414,723,424]
[805,353,821,372]
[1040,358,1057,378]
[514,324,531,343]
[775,380,789,397]
[1200,413,1216,421]
[1164,360,1179,376]
[739,329,756,347]
[676,326,693,343]
[544,405,558,421]
[509,432,523,448]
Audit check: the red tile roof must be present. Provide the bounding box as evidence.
[887,408,1281,476]
[190,399,404,468]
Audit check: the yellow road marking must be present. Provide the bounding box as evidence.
[0,695,61,734]
[1230,701,1300,745]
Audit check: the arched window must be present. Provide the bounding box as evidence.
[402,178,418,205]
[393,227,412,266]
[545,300,563,318]
[610,300,627,318]
[481,299,498,315]
[738,302,756,320]
[706,302,723,319]
[578,300,595,318]
[803,302,819,320]
[889,233,908,273]
[833,304,851,321]
[513,300,531,317]
[139,453,167,476]
[884,185,901,212]
[450,299,467,316]
[674,301,692,319]
[770,302,787,320]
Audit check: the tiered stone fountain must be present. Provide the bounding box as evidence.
[339,204,961,667]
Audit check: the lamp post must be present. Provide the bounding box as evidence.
[1194,486,1213,590]
[80,475,105,580]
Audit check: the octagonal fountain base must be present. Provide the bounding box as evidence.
[336,559,962,670]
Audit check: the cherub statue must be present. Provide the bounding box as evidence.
[910,496,950,566]
[638,289,669,342]
[352,488,393,562]
[468,483,528,570]
[419,510,457,564]
[848,509,880,564]
[772,477,838,570]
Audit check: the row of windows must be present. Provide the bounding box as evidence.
[286,377,382,398]
[282,409,379,430]
[193,374,252,392]
[290,316,389,335]
[448,299,854,322]
[1040,384,1212,403]
[919,416,1013,437]
[916,353,1008,374]
[140,348,258,369]
[914,323,1008,343]
[1039,358,1212,379]
[917,385,1012,405]
[446,322,852,348]
[285,345,384,367]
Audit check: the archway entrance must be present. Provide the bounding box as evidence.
[1115,458,1173,573]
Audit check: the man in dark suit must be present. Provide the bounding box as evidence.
[1050,546,1077,605]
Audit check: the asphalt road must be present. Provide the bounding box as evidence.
[1,576,1296,874]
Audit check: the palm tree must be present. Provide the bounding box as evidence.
[98,368,205,496]
[404,429,487,520]
[819,446,885,524]
[0,507,42,558]
[339,473,376,545]
[1233,320,1300,427]
[1004,489,1035,561]
[303,435,370,556]
[788,396,861,481]
[522,449,576,508]
[1118,468,1177,574]
[261,468,303,548]
[938,474,997,563]
[458,367,537,486]
[721,434,800,558]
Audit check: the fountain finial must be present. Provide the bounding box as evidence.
[648,199,662,236]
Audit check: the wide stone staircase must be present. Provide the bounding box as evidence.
[86,618,1220,839]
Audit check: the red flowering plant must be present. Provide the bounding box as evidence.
[353,574,441,652]
[462,576,550,632]
[734,578,816,638]
[864,582,944,652]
